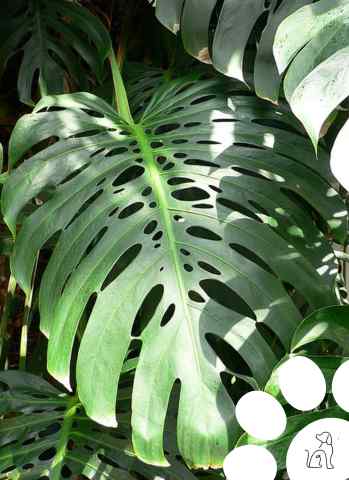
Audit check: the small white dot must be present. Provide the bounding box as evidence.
[223,445,277,480]
[236,391,286,440]
[278,356,326,411]
[332,360,349,412]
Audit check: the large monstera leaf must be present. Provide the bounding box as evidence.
[2,72,347,468]
[0,370,201,480]
[152,0,312,101]
[0,0,110,105]
[273,0,349,191]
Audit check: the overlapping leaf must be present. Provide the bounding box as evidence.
[237,405,349,470]
[273,0,349,191]
[0,0,111,105]
[0,370,199,480]
[152,0,312,101]
[265,305,349,408]
[291,305,349,354]
[239,305,349,470]
[1,71,347,468]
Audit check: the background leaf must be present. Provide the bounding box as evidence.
[0,0,111,105]
[274,0,349,189]
[0,370,202,480]
[239,304,349,471]
[152,0,312,100]
[291,305,349,353]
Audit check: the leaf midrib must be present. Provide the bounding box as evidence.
[132,123,203,379]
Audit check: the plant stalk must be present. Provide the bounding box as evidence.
[17,50,47,369]
[50,394,80,480]
[109,49,134,125]
[0,274,16,369]
[19,254,38,370]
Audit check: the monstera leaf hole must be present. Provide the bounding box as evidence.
[220,372,254,406]
[132,284,165,337]
[2,69,347,468]
[207,334,253,377]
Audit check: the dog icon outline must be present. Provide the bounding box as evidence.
[305,432,334,470]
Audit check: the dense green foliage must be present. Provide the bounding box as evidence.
[0,1,348,479]
[0,0,110,105]
[155,0,349,191]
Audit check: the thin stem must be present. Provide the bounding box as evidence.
[109,49,133,125]
[16,12,48,367]
[343,239,348,285]
[38,74,48,98]
[19,255,38,370]
[0,274,16,369]
[0,142,3,173]
[50,394,80,480]
[116,34,127,73]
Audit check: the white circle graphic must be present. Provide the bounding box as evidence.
[235,391,286,441]
[223,445,277,480]
[287,418,349,480]
[332,360,349,413]
[278,356,326,411]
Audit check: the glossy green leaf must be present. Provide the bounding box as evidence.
[0,370,200,480]
[212,0,264,81]
[253,0,311,101]
[274,0,349,189]
[153,0,311,100]
[266,305,349,402]
[2,70,346,468]
[291,305,349,353]
[156,0,184,34]
[0,0,111,105]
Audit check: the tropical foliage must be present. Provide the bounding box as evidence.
[152,0,312,100]
[273,0,349,191]
[0,0,110,105]
[0,366,211,480]
[153,0,349,190]
[0,0,348,479]
[239,306,349,469]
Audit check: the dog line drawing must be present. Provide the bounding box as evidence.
[305,432,334,470]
